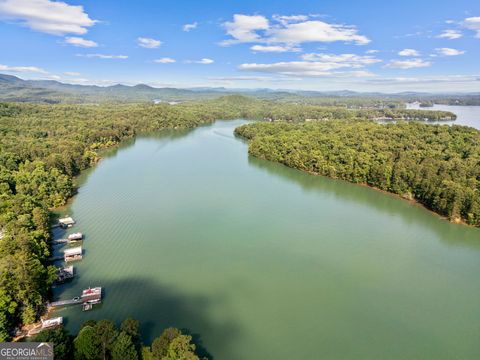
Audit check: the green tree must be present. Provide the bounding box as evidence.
[141,347,154,360]
[111,331,138,360]
[151,327,181,359]
[74,326,100,360]
[121,317,140,343]
[163,335,199,360]
[32,326,73,360]
[94,319,118,360]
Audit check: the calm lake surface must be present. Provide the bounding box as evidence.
[406,103,480,129]
[53,117,480,359]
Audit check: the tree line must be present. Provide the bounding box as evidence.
[32,317,207,360]
[235,120,480,226]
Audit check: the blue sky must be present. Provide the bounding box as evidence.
[0,0,479,92]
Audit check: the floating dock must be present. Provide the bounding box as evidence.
[49,298,82,307]
[55,266,74,283]
[68,232,83,241]
[41,317,63,329]
[64,246,83,262]
[49,287,102,308]
[58,216,75,228]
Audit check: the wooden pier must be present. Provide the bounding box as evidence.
[52,238,82,245]
[49,298,83,307]
[49,287,102,309]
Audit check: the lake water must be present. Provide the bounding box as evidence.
[53,116,480,359]
[406,103,480,129]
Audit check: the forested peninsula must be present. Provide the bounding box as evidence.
[0,96,465,340]
[235,121,480,227]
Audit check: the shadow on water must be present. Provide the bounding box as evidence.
[60,277,239,360]
[248,156,480,249]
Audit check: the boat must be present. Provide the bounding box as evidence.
[82,299,101,311]
[41,317,63,328]
[55,266,74,283]
[64,246,83,262]
[81,287,102,301]
[68,232,83,241]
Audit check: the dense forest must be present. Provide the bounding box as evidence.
[0,95,464,339]
[32,317,207,360]
[235,121,480,226]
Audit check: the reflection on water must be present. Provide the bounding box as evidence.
[248,156,480,249]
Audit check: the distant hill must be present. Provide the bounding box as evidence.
[0,73,479,105]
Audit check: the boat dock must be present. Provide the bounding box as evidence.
[49,298,83,307]
[58,216,75,228]
[52,236,83,245]
[47,217,103,315]
[49,287,102,309]
[64,246,83,262]
[55,266,74,283]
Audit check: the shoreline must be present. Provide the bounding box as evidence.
[250,154,475,229]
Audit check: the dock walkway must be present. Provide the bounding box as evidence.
[49,298,82,307]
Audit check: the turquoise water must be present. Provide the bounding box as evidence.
[53,119,480,359]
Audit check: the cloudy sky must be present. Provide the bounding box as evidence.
[0,0,479,92]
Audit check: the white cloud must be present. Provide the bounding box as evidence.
[250,44,300,52]
[210,76,274,81]
[366,49,379,54]
[398,48,420,57]
[271,14,309,25]
[0,64,47,73]
[222,14,269,44]
[78,54,128,59]
[301,53,381,66]
[63,71,81,76]
[44,74,61,80]
[239,51,380,78]
[437,29,463,39]
[137,37,162,48]
[65,36,97,47]
[0,0,96,35]
[463,17,480,38]
[367,74,480,85]
[222,14,370,46]
[196,58,214,64]
[183,22,197,32]
[268,20,370,45]
[239,61,375,77]
[384,59,431,69]
[435,47,465,56]
[154,57,176,63]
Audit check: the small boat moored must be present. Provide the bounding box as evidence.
[56,266,74,283]
[41,317,63,329]
[68,232,83,241]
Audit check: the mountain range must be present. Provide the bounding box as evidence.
[1,73,479,104]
